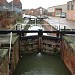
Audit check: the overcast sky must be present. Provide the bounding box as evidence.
[7,0,70,9]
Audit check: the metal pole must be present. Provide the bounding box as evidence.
[35,18,36,26]
[51,25,52,31]
[9,32,12,61]
[20,25,21,31]
[64,26,66,31]
[59,25,60,31]
[12,0,13,11]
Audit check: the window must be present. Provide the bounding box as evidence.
[71,2,74,10]
[67,2,70,10]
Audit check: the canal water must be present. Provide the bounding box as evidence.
[13,53,71,75]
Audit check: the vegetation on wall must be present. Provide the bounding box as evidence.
[16,13,24,23]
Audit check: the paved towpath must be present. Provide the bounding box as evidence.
[45,17,75,30]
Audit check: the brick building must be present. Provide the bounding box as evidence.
[29,9,37,16]
[66,0,75,21]
[7,0,22,13]
[36,7,47,16]
[47,4,67,17]
[22,9,30,15]
[0,0,7,6]
[0,0,8,11]
[22,7,47,16]
[13,0,22,9]
[22,9,37,16]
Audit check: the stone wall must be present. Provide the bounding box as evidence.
[0,50,9,75]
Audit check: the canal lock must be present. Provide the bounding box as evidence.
[0,19,72,75]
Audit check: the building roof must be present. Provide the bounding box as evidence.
[48,4,67,9]
[13,0,21,3]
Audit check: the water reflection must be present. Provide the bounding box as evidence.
[26,25,47,36]
[37,52,42,57]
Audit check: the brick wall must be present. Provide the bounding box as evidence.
[61,38,75,75]
[66,1,75,21]
[9,38,20,74]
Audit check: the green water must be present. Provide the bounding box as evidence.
[13,53,71,75]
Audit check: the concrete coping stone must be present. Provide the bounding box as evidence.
[63,35,75,53]
[0,49,8,58]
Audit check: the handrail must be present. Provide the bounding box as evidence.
[0,30,75,34]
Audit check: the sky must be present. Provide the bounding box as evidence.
[7,0,70,9]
